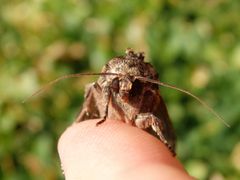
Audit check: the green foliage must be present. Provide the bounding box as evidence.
[0,0,239,179]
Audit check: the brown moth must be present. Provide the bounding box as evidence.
[23,48,229,156]
[76,48,176,154]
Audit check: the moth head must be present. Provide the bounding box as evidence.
[111,75,143,101]
[111,76,131,100]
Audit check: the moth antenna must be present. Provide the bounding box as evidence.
[136,76,230,128]
[22,72,118,103]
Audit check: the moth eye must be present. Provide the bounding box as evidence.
[112,78,119,93]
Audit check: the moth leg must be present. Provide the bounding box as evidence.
[96,87,111,126]
[135,113,175,155]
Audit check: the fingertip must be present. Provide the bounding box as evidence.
[58,119,192,179]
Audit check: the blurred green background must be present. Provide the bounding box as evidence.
[0,0,239,179]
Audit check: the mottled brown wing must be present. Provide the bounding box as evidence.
[75,83,101,122]
[154,94,176,151]
[142,90,176,151]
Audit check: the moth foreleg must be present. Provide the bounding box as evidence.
[135,113,175,155]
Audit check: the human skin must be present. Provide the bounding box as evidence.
[58,119,194,180]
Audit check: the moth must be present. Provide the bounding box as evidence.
[76,48,177,154]
[24,48,229,156]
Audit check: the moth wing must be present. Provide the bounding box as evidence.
[154,94,176,151]
[75,83,101,122]
[139,88,176,151]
